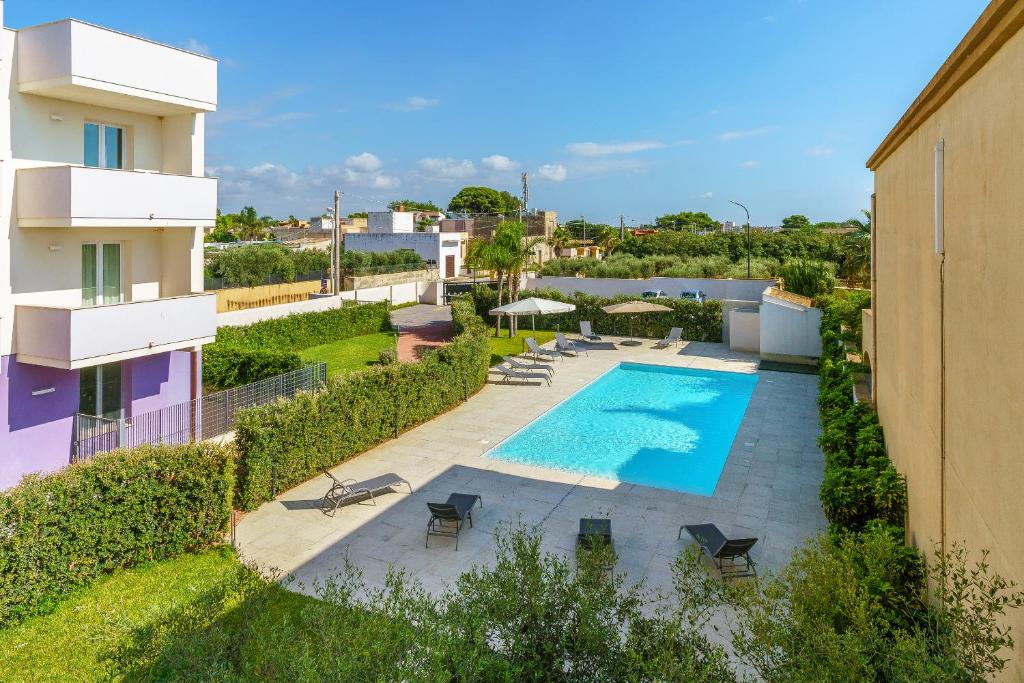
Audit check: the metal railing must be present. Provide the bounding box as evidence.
[72,363,327,461]
[204,269,327,291]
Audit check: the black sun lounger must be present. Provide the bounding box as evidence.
[320,471,412,516]
[680,523,758,579]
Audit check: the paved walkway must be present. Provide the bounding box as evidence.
[236,338,826,599]
[391,304,453,362]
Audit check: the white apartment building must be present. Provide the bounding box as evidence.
[0,3,218,488]
[347,210,464,279]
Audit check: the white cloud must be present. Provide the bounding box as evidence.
[251,111,313,128]
[537,163,568,182]
[481,154,517,171]
[179,37,210,55]
[719,126,778,142]
[385,96,440,112]
[701,191,714,199]
[739,160,760,168]
[676,139,698,146]
[417,157,476,179]
[806,145,834,157]
[566,140,664,156]
[345,152,383,172]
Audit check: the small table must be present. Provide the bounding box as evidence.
[577,518,612,550]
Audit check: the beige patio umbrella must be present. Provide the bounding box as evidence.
[600,300,672,345]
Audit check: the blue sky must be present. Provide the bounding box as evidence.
[8,1,990,225]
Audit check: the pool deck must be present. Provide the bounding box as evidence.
[235,336,826,598]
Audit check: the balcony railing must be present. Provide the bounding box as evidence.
[17,19,216,115]
[16,293,217,369]
[17,166,216,229]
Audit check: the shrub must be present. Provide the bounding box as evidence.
[780,258,837,298]
[0,442,234,627]
[377,348,397,365]
[233,297,489,510]
[204,244,325,287]
[203,345,302,391]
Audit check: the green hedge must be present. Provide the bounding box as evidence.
[233,296,489,510]
[203,302,392,389]
[468,285,723,342]
[0,442,234,627]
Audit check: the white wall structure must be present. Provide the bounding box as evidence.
[728,307,760,353]
[758,288,823,363]
[345,232,464,279]
[525,276,777,302]
[367,211,415,233]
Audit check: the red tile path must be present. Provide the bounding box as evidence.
[393,305,454,362]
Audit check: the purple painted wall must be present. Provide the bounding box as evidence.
[0,350,196,491]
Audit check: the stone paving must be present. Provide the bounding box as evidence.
[391,304,453,362]
[236,336,826,598]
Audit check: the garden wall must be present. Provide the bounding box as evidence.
[525,276,776,302]
[214,280,324,313]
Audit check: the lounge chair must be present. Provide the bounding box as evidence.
[495,363,552,386]
[426,493,482,550]
[556,332,587,357]
[580,321,601,342]
[526,336,562,361]
[503,355,555,376]
[655,327,683,348]
[320,471,412,516]
[680,523,758,579]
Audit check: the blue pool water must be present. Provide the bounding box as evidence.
[486,362,758,496]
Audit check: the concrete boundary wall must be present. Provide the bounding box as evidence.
[525,276,776,302]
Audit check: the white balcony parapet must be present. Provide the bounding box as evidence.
[17,19,216,115]
[17,165,216,228]
[15,294,217,369]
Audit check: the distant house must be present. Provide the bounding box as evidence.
[346,211,464,279]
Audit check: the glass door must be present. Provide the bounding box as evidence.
[84,123,125,169]
[81,243,122,307]
[79,362,123,420]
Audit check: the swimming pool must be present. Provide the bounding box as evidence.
[486,362,758,495]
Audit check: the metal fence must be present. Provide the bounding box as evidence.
[204,269,327,291]
[72,363,327,461]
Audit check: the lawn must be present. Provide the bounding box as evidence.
[487,329,557,366]
[298,331,396,376]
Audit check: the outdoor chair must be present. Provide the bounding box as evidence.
[526,336,562,361]
[556,332,587,356]
[680,523,758,580]
[503,355,555,376]
[580,320,602,342]
[655,327,683,348]
[426,493,483,550]
[320,471,413,517]
[495,363,552,386]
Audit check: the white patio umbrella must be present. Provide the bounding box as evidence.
[600,300,671,345]
[489,297,576,336]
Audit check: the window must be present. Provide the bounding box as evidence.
[79,362,122,420]
[81,243,122,306]
[84,123,125,169]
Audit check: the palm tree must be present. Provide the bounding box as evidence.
[548,227,574,256]
[595,226,620,256]
[840,210,871,285]
[235,206,267,241]
[467,230,517,336]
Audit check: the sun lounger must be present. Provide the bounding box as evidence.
[526,336,562,361]
[680,523,757,579]
[580,321,601,342]
[503,355,555,376]
[320,471,412,516]
[495,363,552,386]
[556,332,587,356]
[426,492,482,550]
[655,327,683,348]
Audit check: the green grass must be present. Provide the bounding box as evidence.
[487,329,556,366]
[298,331,396,376]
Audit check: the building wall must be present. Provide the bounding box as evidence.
[871,15,1024,675]
[758,299,822,363]
[367,211,415,233]
[344,232,463,279]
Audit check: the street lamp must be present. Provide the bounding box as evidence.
[728,200,752,279]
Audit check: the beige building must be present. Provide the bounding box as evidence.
[865,1,1024,676]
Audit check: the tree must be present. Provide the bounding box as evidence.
[595,226,620,255]
[234,206,269,241]
[842,209,872,285]
[388,199,441,212]
[348,212,368,219]
[655,211,718,233]
[547,227,574,255]
[781,214,814,231]
[448,186,521,215]
[780,258,836,298]
[562,219,612,240]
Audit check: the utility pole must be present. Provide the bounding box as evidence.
[619,214,625,240]
[728,200,752,279]
[333,190,342,294]
[581,215,586,243]
[520,172,529,222]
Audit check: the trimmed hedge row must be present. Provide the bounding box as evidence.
[203,302,392,390]
[468,285,723,342]
[0,442,234,627]
[233,296,490,510]
[815,290,908,534]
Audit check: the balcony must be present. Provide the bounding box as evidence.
[17,165,216,228]
[17,19,216,116]
[15,294,217,369]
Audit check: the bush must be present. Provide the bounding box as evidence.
[203,303,392,389]
[204,244,329,288]
[377,347,397,365]
[467,286,723,342]
[780,258,837,298]
[0,443,234,627]
[233,297,489,510]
